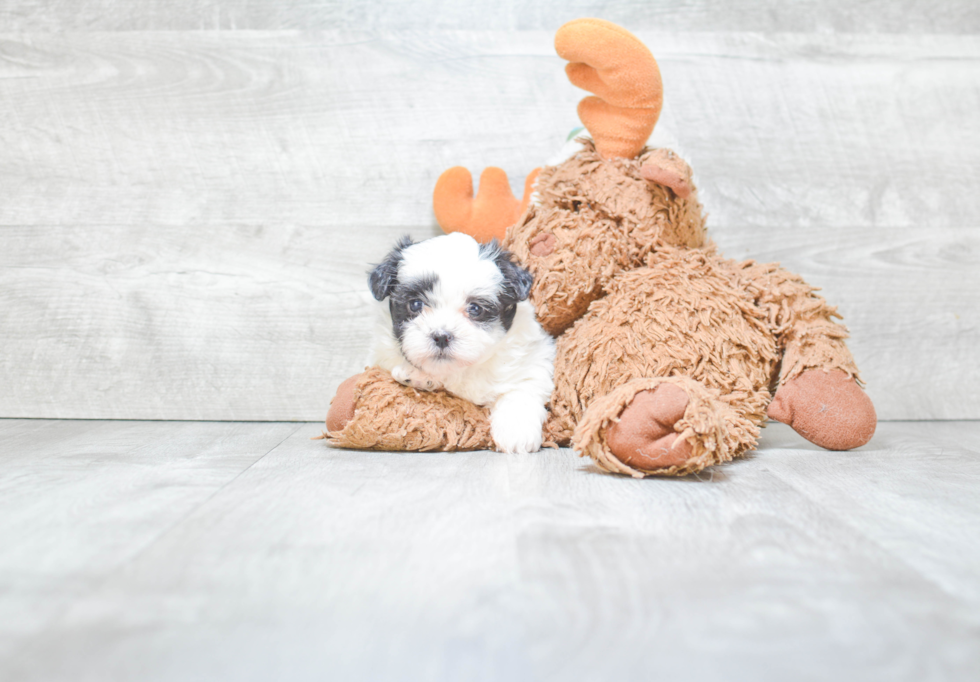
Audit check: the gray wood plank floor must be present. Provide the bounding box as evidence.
[2,418,978,681]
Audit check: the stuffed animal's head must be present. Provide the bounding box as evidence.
[503,140,705,335]
[432,18,707,335]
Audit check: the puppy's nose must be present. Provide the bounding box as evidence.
[431,331,453,349]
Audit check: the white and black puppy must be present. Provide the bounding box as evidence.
[368,232,555,454]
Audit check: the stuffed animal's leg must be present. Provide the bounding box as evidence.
[574,376,763,477]
[767,316,877,450]
[743,262,877,450]
[325,368,493,451]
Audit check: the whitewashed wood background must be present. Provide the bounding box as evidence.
[1,1,978,421]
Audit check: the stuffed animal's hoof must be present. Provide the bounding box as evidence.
[605,383,693,470]
[768,370,876,450]
[326,373,361,432]
[576,376,757,477]
[323,367,494,451]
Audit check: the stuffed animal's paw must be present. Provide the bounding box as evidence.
[768,369,876,450]
[604,383,694,469]
[326,373,361,433]
[391,364,443,391]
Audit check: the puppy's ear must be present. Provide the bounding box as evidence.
[368,236,413,301]
[481,239,534,302]
[502,259,534,302]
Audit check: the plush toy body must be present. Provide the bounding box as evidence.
[326,19,876,477]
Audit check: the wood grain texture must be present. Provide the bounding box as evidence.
[1,31,978,230]
[1,29,979,420]
[0,222,437,420]
[0,420,301,662]
[1,223,976,421]
[1,0,978,33]
[1,418,979,680]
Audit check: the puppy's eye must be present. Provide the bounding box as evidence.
[466,302,483,318]
[408,299,424,313]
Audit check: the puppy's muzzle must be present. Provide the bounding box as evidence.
[431,331,453,350]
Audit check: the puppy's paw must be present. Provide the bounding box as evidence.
[491,392,546,454]
[493,423,543,454]
[391,363,442,391]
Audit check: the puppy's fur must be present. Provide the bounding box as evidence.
[369,232,555,454]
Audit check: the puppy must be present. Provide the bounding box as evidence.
[368,232,555,454]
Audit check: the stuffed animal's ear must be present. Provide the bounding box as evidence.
[434,167,540,244]
[368,236,413,301]
[640,149,694,198]
[480,239,534,302]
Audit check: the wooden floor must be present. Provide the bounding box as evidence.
[1,419,978,681]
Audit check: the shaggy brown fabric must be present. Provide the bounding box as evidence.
[504,139,705,335]
[506,202,630,336]
[530,140,704,251]
[740,260,861,384]
[548,245,779,444]
[325,368,494,452]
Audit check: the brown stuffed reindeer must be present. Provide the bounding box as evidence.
[325,18,876,477]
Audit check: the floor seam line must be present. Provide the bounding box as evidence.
[120,421,308,561]
[762,463,972,605]
[4,422,305,663]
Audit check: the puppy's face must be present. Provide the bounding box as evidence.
[369,233,533,377]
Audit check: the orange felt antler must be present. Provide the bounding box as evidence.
[555,18,663,159]
[433,166,540,243]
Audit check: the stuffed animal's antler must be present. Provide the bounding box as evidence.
[555,18,663,159]
[433,166,540,243]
